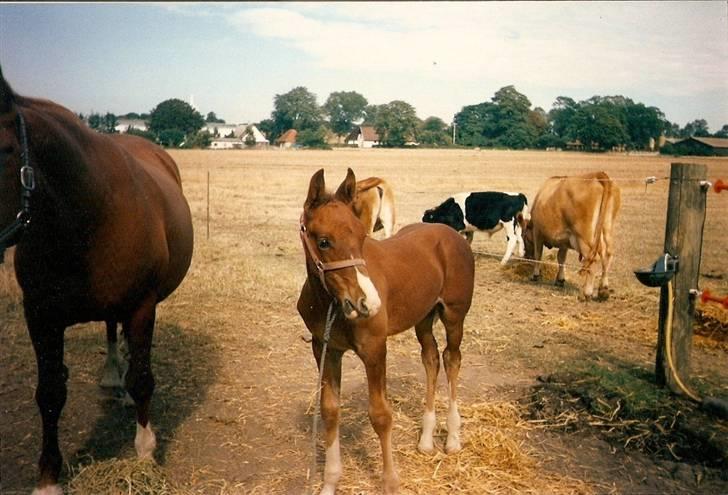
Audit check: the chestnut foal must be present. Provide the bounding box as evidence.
[297,169,474,494]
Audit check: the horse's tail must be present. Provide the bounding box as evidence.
[583,172,613,270]
[356,177,385,193]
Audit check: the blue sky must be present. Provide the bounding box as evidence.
[1,2,727,131]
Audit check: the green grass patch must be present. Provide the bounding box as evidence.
[526,357,728,469]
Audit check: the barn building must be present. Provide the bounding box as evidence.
[668,136,728,156]
[347,126,380,148]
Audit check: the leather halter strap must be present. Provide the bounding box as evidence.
[0,110,35,263]
[300,213,366,293]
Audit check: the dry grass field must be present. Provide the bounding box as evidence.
[1,149,727,494]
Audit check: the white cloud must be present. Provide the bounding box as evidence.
[226,2,727,97]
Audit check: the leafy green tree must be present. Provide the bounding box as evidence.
[244,126,257,147]
[492,85,531,136]
[453,102,498,146]
[297,125,330,149]
[149,99,204,146]
[88,112,103,131]
[257,119,274,139]
[374,100,419,147]
[125,127,157,143]
[270,87,323,141]
[681,119,710,137]
[158,128,186,148]
[206,111,225,124]
[571,103,628,150]
[362,104,386,125]
[715,124,728,138]
[103,112,118,133]
[184,130,212,149]
[549,96,579,140]
[624,104,665,149]
[418,116,450,146]
[324,91,368,140]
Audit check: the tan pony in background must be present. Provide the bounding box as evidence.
[352,176,396,238]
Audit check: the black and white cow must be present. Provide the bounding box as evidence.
[422,192,530,264]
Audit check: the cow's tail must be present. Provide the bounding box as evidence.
[582,172,613,271]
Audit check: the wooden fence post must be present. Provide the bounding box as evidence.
[655,163,707,392]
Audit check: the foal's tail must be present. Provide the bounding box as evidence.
[356,177,386,192]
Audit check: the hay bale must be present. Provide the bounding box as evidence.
[67,458,187,495]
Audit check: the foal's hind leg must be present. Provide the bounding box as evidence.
[415,312,439,453]
[100,320,125,388]
[441,309,464,454]
[124,294,158,459]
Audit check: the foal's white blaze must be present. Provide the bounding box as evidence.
[32,485,62,495]
[445,401,462,453]
[356,268,381,316]
[418,409,436,453]
[135,422,157,459]
[321,435,342,495]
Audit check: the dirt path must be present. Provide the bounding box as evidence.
[2,150,726,494]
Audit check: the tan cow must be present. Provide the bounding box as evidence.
[353,177,396,238]
[524,171,621,300]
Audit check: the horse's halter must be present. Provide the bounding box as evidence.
[0,110,35,263]
[299,212,366,294]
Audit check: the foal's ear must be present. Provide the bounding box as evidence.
[305,169,326,210]
[335,168,357,205]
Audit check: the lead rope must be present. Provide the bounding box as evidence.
[309,301,337,494]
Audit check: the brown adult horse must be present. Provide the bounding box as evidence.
[297,169,474,494]
[0,68,193,494]
[352,176,396,238]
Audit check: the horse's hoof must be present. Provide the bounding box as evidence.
[32,485,63,495]
[417,442,435,455]
[554,279,565,288]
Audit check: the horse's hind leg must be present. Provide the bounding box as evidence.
[27,317,67,494]
[441,309,464,454]
[415,311,439,453]
[312,341,344,495]
[100,320,125,388]
[124,295,157,459]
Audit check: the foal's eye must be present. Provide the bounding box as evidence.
[317,238,330,250]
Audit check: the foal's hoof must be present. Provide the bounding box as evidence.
[597,286,611,301]
[417,443,435,455]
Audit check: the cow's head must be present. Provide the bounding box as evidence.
[422,198,466,232]
[522,221,535,259]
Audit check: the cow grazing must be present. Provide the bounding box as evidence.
[524,171,621,301]
[422,192,530,264]
[353,177,396,238]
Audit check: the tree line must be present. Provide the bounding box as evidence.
[83,85,727,151]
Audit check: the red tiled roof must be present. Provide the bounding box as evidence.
[360,126,379,142]
[276,129,297,143]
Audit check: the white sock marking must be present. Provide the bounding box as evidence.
[445,401,462,453]
[418,409,436,453]
[135,422,156,459]
[321,435,342,494]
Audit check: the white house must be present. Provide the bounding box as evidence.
[114,118,148,133]
[203,123,269,146]
[209,137,244,150]
[346,126,380,148]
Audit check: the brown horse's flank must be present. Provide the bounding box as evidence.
[0,69,193,492]
[298,168,474,494]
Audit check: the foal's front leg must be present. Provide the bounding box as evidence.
[312,341,343,495]
[360,340,400,494]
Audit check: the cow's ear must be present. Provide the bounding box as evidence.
[305,169,326,210]
[335,168,357,205]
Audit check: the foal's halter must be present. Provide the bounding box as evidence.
[299,212,366,293]
[0,110,35,262]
